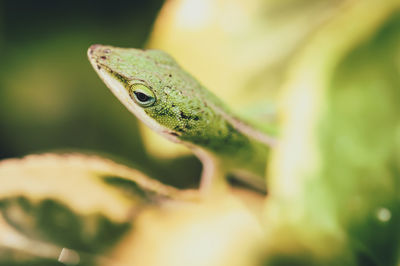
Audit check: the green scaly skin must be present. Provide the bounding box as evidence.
[88,45,276,192]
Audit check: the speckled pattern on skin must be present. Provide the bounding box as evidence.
[88,45,276,191]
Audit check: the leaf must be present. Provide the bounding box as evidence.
[0,153,197,264]
[264,1,400,265]
[109,194,264,266]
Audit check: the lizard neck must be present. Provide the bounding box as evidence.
[208,101,277,147]
[180,106,272,187]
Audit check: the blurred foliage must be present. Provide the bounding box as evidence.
[0,0,400,266]
[0,153,261,265]
[263,0,400,265]
[0,154,199,265]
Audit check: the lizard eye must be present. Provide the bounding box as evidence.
[129,83,156,107]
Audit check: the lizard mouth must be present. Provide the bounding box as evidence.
[87,45,183,143]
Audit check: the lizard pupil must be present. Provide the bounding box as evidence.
[134,91,150,102]
[130,83,156,107]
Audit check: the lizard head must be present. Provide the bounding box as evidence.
[88,44,221,144]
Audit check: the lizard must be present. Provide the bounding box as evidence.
[87,44,277,192]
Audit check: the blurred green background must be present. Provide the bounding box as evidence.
[0,0,201,188]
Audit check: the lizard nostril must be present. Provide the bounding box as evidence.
[89,44,102,55]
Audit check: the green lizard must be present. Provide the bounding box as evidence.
[88,45,276,192]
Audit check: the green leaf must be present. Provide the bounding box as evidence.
[264,1,400,265]
[0,153,196,264]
